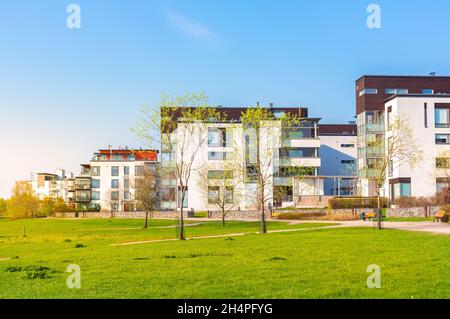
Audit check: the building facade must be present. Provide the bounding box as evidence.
[355,75,450,196]
[160,106,323,211]
[87,148,158,212]
[31,169,72,201]
[384,95,450,200]
[318,124,357,196]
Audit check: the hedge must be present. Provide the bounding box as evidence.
[328,197,389,209]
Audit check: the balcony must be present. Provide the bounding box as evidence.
[362,123,384,132]
[75,196,91,203]
[75,184,91,190]
[273,177,293,186]
[280,157,321,167]
[288,138,320,148]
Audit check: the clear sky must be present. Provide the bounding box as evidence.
[1,0,450,198]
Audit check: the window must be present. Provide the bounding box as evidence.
[112,155,123,161]
[390,178,411,200]
[124,166,129,175]
[111,166,119,176]
[436,178,450,194]
[91,179,100,188]
[161,188,176,202]
[178,188,188,208]
[91,191,100,200]
[424,103,428,128]
[124,179,129,188]
[111,179,119,188]
[341,144,355,148]
[385,88,408,94]
[436,134,450,144]
[207,170,233,179]
[436,157,450,169]
[423,89,434,94]
[435,107,450,128]
[135,165,144,176]
[341,160,355,164]
[208,186,219,203]
[359,88,378,96]
[111,191,119,200]
[387,106,393,128]
[208,151,231,160]
[279,147,316,158]
[274,111,285,118]
[91,166,100,176]
[208,128,226,147]
[225,187,234,203]
[127,154,135,161]
[124,191,130,200]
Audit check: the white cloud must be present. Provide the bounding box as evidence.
[165,10,221,43]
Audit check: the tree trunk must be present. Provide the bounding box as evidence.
[260,195,267,234]
[221,207,226,227]
[144,211,149,229]
[179,188,185,240]
[377,189,382,230]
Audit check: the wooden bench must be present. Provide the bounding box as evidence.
[435,211,446,223]
[366,212,376,219]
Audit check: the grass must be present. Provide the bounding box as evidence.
[0,218,450,298]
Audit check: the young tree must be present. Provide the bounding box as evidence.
[202,157,243,226]
[132,93,222,240]
[365,116,423,229]
[240,106,301,233]
[0,198,7,216]
[6,182,40,219]
[133,163,158,229]
[105,187,121,218]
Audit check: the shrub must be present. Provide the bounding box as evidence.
[328,197,389,209]
[274,212,327,220]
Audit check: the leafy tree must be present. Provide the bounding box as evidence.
[132,92,222,240]
[0,198,7,216]
[133,163,158,229]
[6,182,40,219]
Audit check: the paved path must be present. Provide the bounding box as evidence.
[337,220,450,235]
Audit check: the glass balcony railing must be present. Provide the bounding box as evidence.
[273,177,293,186]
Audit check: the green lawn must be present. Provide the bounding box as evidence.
[0,218,449,298]
[383,217,434,222]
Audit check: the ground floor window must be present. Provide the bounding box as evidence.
[178,187,188,208]
[389,178,411,201]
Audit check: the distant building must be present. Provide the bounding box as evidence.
[30,169,72,201]
[319,124,357,196]
[85,148,158,212]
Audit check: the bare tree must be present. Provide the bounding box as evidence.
[202,155,243,226]
[132,93,222,240]
[133,163,158,229]
[105,186,121,218]
[364,116,423,229]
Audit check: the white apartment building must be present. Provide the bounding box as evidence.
[384,95,450,200]
[160,106,323,211]
[31,169,72,201]
[318,124,357,196]
[86,148,158,212]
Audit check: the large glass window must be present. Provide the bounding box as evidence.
[279,147,316,158]
[178,188,188,208]
[359,88,378,96]
[436,157,450,169]
[111,166,119,176]
[111,179,119,188]
[91,179,100,188]
[435,108,450,128]
[391,179,411,200]
[124,166,129,175]
[161,188,176,202]
[91,191,100,200]
[135,165,144,176]
[436,178,450,194]
[208,128,225,147]
[436,134,450,144]
[225,187,234,203]
[207,186,219,203]
[207,170,233,179]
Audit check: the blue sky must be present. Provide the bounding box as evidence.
[1,0,450,197]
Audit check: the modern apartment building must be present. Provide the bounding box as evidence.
[355,75,450,196]
[384,95,450,200]
[87,148,158,212]
[31,169,72,201]
[160,105,323,211]
[318,124,357,196]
